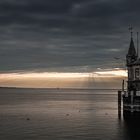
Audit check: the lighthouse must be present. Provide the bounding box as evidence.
[122,29,140,114]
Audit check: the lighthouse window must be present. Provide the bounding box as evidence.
[135,68,140,79]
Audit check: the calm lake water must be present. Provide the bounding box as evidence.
[0,88,140,140]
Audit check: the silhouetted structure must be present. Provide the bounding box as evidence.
[121,29,140,116]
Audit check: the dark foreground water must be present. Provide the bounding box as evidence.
[0,88,140,140]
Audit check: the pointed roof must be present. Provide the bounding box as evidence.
[127,38,137,56]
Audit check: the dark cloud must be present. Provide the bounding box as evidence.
[0,0,140,72]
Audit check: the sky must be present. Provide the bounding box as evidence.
[0,0,139,88]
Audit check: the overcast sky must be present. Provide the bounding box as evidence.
[0,0,140,73]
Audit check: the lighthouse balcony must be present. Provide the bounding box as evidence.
[123,95,140,112]
[123,104,140,112]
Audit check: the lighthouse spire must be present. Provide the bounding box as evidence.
[126,26,137,65]
[129,26,133,39]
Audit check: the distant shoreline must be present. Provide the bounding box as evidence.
[0,87,123,91]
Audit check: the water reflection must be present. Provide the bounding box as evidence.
[123,113,140,140]
[116,112,140,140]
[1,88,140,140]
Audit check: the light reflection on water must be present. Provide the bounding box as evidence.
[0,88,140,140]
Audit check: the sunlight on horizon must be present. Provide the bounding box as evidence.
[0,68,127,78]
[0,68,127,88]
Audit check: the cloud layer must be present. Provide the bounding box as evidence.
[0,0,140,72]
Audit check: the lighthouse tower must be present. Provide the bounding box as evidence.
[123,30,140,113]
[126,35,138,92]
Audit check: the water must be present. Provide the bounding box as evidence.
[0,88,139,140]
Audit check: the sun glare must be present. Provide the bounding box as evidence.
[94,69,127,77]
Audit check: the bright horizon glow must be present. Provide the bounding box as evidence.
[0,68,127,79]
[0,68,127,88]
[94,69,127,77]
